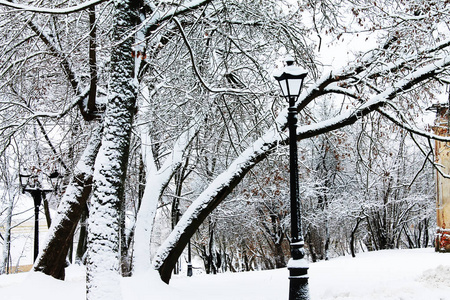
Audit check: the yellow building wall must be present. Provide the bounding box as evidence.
[433,113,450,252]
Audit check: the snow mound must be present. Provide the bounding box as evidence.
[418,265,450,288]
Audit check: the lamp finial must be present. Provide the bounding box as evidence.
[284,55,295,66]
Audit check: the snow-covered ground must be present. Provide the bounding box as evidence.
[1,248,449,299]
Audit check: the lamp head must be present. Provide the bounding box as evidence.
[273,58,308,101]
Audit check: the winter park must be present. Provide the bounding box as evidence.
[1,0,450,299]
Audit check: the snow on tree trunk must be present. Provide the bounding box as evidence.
[132,130,166,274]
[33,125,102,279]
[133,103,199,274]
[86,1,137,299]
[153,127,279,283]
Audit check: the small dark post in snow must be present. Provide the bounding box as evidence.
[274,56,310,300]
[187,240,193,277]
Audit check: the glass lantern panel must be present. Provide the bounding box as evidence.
[278,80,289,98]
[287,78,302,96]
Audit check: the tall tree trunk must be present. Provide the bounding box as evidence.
[132,112,198,274]
[120,195,132,277]
[350,217,363,258]
[0,193,14,274]
[33,125,102,279]
[86,1,138,299]
[75,204,88,264]
[274,242,286,268]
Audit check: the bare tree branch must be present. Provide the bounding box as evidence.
[0,0,110,15]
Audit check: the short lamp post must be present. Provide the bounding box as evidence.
[187,239,193,277]
[19,171,60,262]
[273,56,309,300]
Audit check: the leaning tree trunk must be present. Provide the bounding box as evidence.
[153,130,276,283]
[86,1,138,299]
[33,125,102,279]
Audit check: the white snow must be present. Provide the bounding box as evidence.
[287,258,309,269]
[1,248,449,299]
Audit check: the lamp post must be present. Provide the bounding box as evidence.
[187,239,193,277]
[19,171,60,262]
[274,56,309,300]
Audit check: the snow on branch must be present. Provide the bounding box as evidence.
[297,54,450,139]
[152,126,279,273]
[377,106,450,143]
[173,17,256,95]
[133,97,201,274]
[0,0,109,14]
[0,88,87,156]
[409,132,450,180]
[361,39,450,81]
[143,0,214,33]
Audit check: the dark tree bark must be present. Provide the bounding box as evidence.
[350,217,364,258]
[274,242,286,268]
[33,126,102,279]
[75,204,88,263]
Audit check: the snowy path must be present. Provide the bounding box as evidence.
[1,248,449,299]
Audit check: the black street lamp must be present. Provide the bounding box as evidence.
[187,239,193,277]
[274,56,309,300]
[19,171,60,262]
